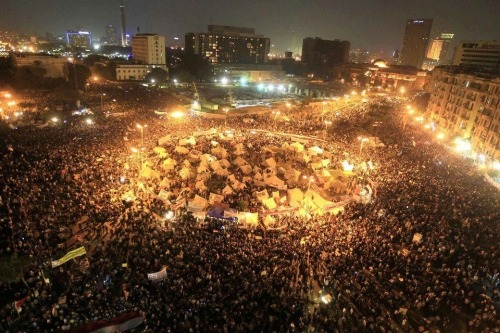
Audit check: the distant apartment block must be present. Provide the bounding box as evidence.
[426,67,500,159]
[66,31,92,49]
[452,40,500,73]
[185,25,270,65]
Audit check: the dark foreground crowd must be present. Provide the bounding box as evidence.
[0,94,498,333]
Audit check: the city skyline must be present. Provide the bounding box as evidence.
[1,0,499,55]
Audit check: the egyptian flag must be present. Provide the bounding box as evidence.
[69,311,144,333]
[13,295,29,313]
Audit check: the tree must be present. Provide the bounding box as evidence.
[146,67,169,83]
[64,63,91,90]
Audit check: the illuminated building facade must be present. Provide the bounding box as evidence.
[398,19,433,69]
[66,31,92,49]
[131,33,166,68]
[301,37,350,80]
[427,33,454,63]
[426,67,500,159]
[452,40,500,74]
[185,25,270,65]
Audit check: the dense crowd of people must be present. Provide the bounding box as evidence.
[0,87,498,332]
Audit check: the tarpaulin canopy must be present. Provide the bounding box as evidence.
[262,197,277,209]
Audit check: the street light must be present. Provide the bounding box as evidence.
[136,123,147,147]
[223,107,229,128]
[101,93,106,109]
[303,175,314,190]
[272,110,280,130]
[358,136,369,155]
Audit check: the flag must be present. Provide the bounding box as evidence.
[137,26,140,32]
[13,296,29,313]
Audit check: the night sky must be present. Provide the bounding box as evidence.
[2,0,499,55]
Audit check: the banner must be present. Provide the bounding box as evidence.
[51,246,87,268]
[69,311,144,333]
[192,128,217,137]
[147,268,167,282]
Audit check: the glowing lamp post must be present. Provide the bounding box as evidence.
[272,110,280,130]
[101,93,106,109]
[136,123,147,147]
[223,107,229,128]
[358,136,369,155]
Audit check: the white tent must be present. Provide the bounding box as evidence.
[234,156,248,167]
[219,159,231,168]
[195,179,207,192]
[264,174,285,188]
[188,195,208,212]
[222,185,234,195]
[262,197,277,209]
[178,167,191,180]
[210,160,222,171]
[179,136,196,146]
[263,157,277,168]
[240,165,252,174]
[215,168,229,176]
[287,188,304,207]
[308,146,323,155]
[175,146,190,155]
[197,164,209,173]
[234,143,245,155]
[211,146,228,159]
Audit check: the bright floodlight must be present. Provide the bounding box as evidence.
[492,161,500,171]
[267,84,274,91]
[173,79,178,83]
[164,211,174,220]
[436,133,445,140]
[240,77,247,85]
[85,118,93,125]
[341,160,354,172]
[4,93,11,98]
[454,138,471,153]
[221,77,229,85]
[51,117,58,122]
[257,83,265,91]
[171,111,184,118]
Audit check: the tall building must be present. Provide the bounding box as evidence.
[427,33,454,64]
[131,33,166,67]
[301,37,350,79]
[452,40,500,73]
[120,0,127,47]
[426,66,500,159]
[66,31,92,49]
[185,25,270,65]
[398,19,433,68]
[106,24,119,45]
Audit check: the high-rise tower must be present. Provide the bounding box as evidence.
[120,1,127,47]
[398,19,433,69]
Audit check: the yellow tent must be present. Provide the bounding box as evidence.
[262,197,277,209]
